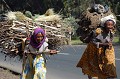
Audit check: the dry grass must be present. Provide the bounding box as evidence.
[34,9,62,23]
[6,11,32,21]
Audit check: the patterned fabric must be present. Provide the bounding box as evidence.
[20,54,46,79]
[76,43,117,78]
[21,41,49,79]
[77,27,117,78]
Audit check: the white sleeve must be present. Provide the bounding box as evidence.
[43,42,48,48]
[42,42,50,54]
[38,42,49,53]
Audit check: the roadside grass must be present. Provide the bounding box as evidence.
[71,39,83,45]
[113,37,119,43]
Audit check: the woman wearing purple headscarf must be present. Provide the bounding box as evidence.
[20,28,57,79]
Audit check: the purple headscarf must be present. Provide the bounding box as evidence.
[30,28,46,49]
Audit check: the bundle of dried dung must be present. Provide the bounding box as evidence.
[76,4,115,43]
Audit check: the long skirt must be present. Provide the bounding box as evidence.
[20,54,46,79]
[76,43,117,78]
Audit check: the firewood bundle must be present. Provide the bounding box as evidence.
[76,4,115,43]
[0,8,74,58]
[0,19,66,58]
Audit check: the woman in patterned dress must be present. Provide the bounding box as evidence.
[76,19,117,79]
[20,28,57,79]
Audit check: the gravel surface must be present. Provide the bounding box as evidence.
[0,67,20,79]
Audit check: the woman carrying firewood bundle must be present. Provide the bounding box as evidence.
[76,15,117,79]
[20,28,57,79]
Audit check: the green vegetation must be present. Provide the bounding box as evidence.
[71,39,83,45]
[2,0,120,16]
[113,37,119,43]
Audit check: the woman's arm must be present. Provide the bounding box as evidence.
[99,42,112,49]
[92,40,112,49]
[92,28,113,49]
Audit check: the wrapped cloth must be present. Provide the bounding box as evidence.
[100,14,116,26]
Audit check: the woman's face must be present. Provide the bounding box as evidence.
[36,33,44,43]
[105,20,114,32]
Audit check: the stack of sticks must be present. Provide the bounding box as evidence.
[0,20,66,58]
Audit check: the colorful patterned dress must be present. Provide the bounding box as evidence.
[20,42,49,79]
[76,28,117,78]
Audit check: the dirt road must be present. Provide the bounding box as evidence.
[0,67,20,79]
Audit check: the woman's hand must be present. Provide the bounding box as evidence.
[49,50,58,55]
[108,42,112,49]
[101,42,112,49]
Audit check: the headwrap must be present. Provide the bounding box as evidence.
[100,14,116,26]
[30,28,46,49]
[104,19,115,26]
